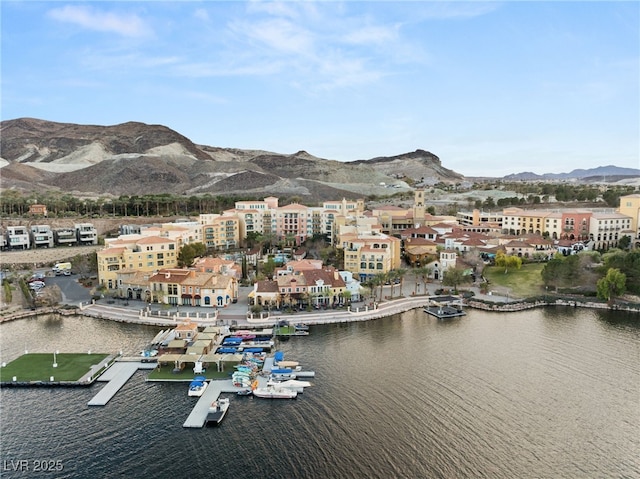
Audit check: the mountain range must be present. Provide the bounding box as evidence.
[0,118,637,202]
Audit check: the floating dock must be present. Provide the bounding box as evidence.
[423,305,466,319]
[183,380,237,428]
[88,361,156,406]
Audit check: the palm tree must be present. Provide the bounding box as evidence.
[395,268,407,297]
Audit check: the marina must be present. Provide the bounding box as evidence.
[1,307,638,478]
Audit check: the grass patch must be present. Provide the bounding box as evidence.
[1,353,108,382]
[484,263,546,299]
[147,361,241,381]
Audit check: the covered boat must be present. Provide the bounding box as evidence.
[188,376,208,397]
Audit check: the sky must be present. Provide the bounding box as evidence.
[2,1,639,177]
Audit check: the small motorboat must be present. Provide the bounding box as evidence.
[206,398,230,425]
[188,376,208,397]
[237,389,253,396]
[252,386,297,399]
[267,379,312,393]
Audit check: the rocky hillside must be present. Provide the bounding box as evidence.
[0,118,463,201]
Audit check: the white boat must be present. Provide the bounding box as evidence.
[206,398,230,425]
[252,386,297,399]
[188,377,208,397]
[267,379,312,393]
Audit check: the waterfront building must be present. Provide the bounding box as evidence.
[337,270,362,302]
[97,235,178,289]
[424,250,459,281]
[336,227,402,282]
[147,268,237,308]
[249,279,280,308]
[115,270,153,301]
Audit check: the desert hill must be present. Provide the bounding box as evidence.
[0,118,460,201]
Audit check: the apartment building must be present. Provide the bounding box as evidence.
[97,235,178,289]
[456,209,503,233]
[337,228,401,281]
[201,215,240,250]
[589,212,633,250]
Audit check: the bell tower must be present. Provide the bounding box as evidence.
[413,189,425,224]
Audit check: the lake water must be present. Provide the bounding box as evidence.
[1,307,639,479]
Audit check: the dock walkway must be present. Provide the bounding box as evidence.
[87,361,155,406]
[183,379,237,428]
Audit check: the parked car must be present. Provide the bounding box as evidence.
[29,281,45,290]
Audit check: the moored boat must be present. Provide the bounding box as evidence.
[188,376,208,397]
[206,398,230,425]
[252,386,297,399]
[267,379,312,393]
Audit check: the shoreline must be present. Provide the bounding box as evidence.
[2,294,638,326]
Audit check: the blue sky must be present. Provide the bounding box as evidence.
[2,1,639,177]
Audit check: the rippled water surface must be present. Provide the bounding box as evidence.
[1,308,639,478]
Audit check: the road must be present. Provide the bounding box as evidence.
[45,274,93,305]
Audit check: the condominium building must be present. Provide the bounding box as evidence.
[337,228,401,281]
[97,235,178,290]
[201,215,240,250]
[589,212,633,250]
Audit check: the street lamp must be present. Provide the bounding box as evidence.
[53,350,59,368]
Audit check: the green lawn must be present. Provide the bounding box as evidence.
[483,263,546,299]
[1,353,108,382]
[147,361,240,381]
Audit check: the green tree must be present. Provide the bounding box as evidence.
[262,257,276,279]
[442,268,469,293]
[177,244,196,267]
[618,235,631,250]
[495,252,522,274]
[596,268,626,302]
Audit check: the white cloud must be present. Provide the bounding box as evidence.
[48,5,152,37]
[193,8,210,22]
[236,18,315,55]
[343,24,400,45]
